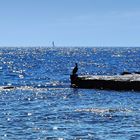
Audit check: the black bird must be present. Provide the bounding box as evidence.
[72,63,78,75]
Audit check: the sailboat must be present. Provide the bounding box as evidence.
[52,41,55,47]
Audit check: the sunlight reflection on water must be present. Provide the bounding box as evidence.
[0,47,140,139]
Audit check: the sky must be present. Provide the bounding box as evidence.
[0,0,140,47]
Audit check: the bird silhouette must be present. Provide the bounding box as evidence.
[72,63,78,75]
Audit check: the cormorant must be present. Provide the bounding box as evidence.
[72,63,78,75]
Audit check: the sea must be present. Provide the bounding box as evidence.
[0,47,140,140]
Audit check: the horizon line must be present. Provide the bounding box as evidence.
[0,45,140,48]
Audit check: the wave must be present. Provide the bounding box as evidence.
[75,108,132,114]
[0,82,70,91]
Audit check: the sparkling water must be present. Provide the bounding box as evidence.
[0,47,140,139]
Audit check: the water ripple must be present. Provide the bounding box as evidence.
[0,47,140,139]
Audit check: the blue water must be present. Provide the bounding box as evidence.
[0,47,140,139]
